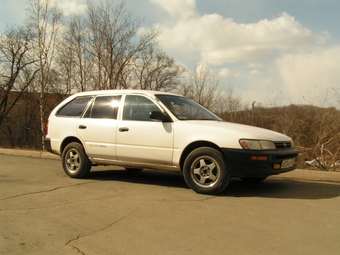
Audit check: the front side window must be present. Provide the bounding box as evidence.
[123,95,160,121]
[57,96,93,117]
[156,95,221,121]
[84,95,121,119]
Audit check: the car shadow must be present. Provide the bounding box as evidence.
[89,168,187,189]
[88,167,340,200]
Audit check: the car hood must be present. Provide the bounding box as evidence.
[177,120,291,141]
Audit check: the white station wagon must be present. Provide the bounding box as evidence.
[44,90,298,194]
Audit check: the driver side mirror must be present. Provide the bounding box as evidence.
[149,111,172,122]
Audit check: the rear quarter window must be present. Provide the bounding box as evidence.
[57,96,93,117]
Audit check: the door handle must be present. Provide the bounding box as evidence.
[78,125,87,129]
[119,127,129,132]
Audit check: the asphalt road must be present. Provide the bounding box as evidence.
[0,154,339,255]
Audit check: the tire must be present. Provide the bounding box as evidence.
[62,142,91,178]
[183,147,231,194]
[240,177,267,183]
[125,168,143,173]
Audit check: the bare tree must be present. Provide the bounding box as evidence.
[57,15,94,93]
[85,0,159,90]
[130,45,185,91]
[215,86,243,121]
[26,0,63,146]
[0,26,39,128]
[179,63,221,111]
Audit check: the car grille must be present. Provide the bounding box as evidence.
[274,142,292,149]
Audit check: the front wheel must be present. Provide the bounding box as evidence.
[62,142,91,178]
[183,147,231,194]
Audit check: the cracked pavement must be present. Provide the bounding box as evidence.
[1,154,340,255]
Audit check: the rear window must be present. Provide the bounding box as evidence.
[57,97,93,117]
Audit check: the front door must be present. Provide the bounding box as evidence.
[116,94,174,167]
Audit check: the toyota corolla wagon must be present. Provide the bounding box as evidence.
[44,90,298,194]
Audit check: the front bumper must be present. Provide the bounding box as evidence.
[222,147,299,178]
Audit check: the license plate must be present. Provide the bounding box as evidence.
[281,158,296,169]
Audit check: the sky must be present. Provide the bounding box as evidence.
[1,0,340,107]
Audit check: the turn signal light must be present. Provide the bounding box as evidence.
[250,156,268,161]
[273,164,281,169]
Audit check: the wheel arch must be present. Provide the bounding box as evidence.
[60,136,83,154]
[179,141,224,172]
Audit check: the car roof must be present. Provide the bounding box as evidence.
[71,90,181,97]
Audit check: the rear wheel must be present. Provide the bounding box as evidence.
[183,147,230,194]
[62,142,91,178]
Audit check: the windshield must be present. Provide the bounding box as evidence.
[156,95,221,121]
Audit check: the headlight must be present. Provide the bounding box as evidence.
[239,139,276,150]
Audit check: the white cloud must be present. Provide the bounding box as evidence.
[276,46,340,105]
[157,11,326,65]
[151,0,196,19]
[56,0,87,16]
[218,68,232,78]
[247,63,263,69]
[152,0,338,106]
[249,69,261,75]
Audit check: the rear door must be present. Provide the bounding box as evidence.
[77,95,121,160]
[116,94,174,167]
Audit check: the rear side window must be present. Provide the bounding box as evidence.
[57,97,93,117]
[84,95,121,119]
